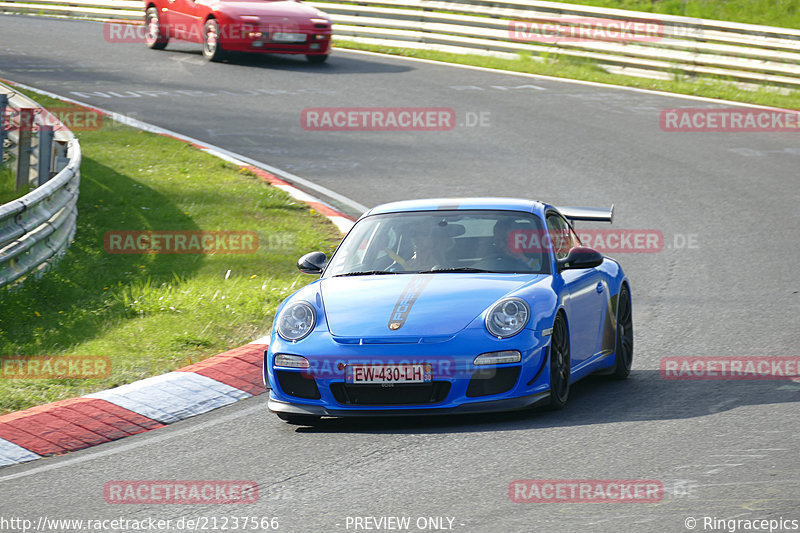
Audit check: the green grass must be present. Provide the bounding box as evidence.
[0,164,22,205]
[0,90,341,415]
[544,0,800,30]
[335,40,800,110]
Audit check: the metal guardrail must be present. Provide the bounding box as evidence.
[313,0,800,89]
[1,0,799,89]
[0,82,81,288]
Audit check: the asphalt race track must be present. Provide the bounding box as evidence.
[1,14,798,533]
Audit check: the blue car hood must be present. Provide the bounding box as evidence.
[319,273,545,339]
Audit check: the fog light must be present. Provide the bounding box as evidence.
[248,31,263,38]
[314,34,326,40]
[473,350,521,366]
[274,354,310,369]
[309,43,321,50]
[252,40,265,47]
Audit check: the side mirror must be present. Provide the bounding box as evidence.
[297,251,327,274]
[557,247,604,271]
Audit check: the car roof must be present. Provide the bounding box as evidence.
[362,197,548,218]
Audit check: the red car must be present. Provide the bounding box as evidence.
[144,0,332,62]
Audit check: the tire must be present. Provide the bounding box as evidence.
[547,313,570,410]
[610,285,633,379]
[277,412,320,425]
[202,19,227,61]
[306,54,329,64]
[145,7,168,50]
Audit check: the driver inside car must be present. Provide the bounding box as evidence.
[473,218,543,272]
[386,221,455,272]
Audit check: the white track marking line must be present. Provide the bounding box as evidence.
[0,80,367,215]
[338,49,800,112]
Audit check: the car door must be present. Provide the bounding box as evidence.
[166,0,201,42]
[547,211,607,366]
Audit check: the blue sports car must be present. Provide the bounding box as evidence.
[265,198,633,424]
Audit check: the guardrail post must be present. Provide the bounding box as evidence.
[15,108,34,191]
[54,140,69,173]
[0,94,7,167]
[37,125,54,186]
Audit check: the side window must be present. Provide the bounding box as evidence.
[545,213,573,260]
[568,225,581,247]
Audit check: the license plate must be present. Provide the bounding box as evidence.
[345,364,432,384]
[272,32,306,43]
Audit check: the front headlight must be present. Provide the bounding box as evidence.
[474,350,521,365]
[276,302,316,341]
[485,297,529,338]
[274,354,310,368]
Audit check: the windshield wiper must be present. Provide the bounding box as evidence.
[417,267,495,273]
[333,270,400,277]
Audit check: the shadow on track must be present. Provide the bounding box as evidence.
[286,369,800,434]
[160,48,414,75]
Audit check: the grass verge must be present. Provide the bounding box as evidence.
[0,88,341,415]
[0,164,22,205]
[335,41,800,110]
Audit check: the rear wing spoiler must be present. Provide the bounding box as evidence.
[556,204,614,224]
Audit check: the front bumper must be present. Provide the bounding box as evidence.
[222,39,331,55]
[220,29,331,55]
[265,327,553,417]
[268,391,551,417]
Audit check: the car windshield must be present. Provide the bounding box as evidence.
[324,210,551,277]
